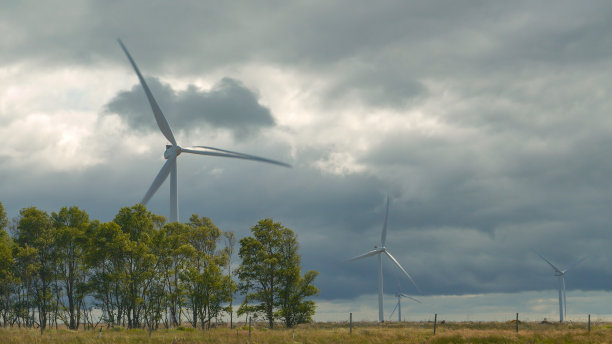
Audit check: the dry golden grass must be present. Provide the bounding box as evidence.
[0,321,608,343]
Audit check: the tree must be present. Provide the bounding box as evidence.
[13,243,38,328]
[0,202,7,232]
[236,218,318,328]
[276,233,319,328]
[0,205,16,327]
[86,220,130,327]
[52,206,90,329]
[113,204,157,329]
[16,207,57,333]
[223,231,236,328]
[183,215,233,329]
[159,221,191,327]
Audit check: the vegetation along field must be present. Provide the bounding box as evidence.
[0,202,317,336]
[2,202,610,343]
[0,321,610,343]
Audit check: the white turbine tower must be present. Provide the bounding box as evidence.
[117,39,291,222]
[389,283,421,322]
[538,253,584,323]
[347,196,420,323]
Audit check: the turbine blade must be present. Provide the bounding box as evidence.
[117,39,177,146]
[537,253,563,274]
[400,294,422,303]
[381,195,389,247]
[141,153,176,205]
[389,302,398,319]
[346,249,380,262]
[563,256,587,273]
[384,251,421,293]
[181,146,291,168]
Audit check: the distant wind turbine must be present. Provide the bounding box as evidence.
[389,283,421,322]
[117,39,291,222]
[537,253,585,323]
[347,196,420,323]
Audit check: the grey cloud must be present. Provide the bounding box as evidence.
[4,130,612,300]
[324,64,428,108]
[5,1,612,110]
[104,77,275,137]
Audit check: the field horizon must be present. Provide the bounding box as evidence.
[0,320,608,343]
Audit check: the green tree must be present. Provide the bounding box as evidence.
[0,208,16,327]
[52,206,90,329]
[276,232,319,328]
[223,231,237,328]
[143,227,170,334]
[16,207,57,333]
[183,215,233,329]
[159,222,192,327]
[87,220,130,327]
[113,204,157,329]
[14,244,38,327]
[0,202,7,232]
[236,219,318,328]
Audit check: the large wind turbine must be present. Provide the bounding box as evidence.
[117,39,290,222]
[389,283,421,322]
[538,253,584,322]
[347,196,420,323]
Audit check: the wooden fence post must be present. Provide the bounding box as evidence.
[433,314,437,335]
[248,317,252,340]
[588,314,591,332]
[349,313,353,335]
[516,313,519,333]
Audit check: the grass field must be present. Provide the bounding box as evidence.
[0,321,608,343]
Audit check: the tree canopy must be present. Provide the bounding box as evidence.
[236,218,318,328]
[0,202,317,331]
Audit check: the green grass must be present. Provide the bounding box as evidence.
[0,321,607,344]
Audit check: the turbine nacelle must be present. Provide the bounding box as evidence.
[164,145,182,159]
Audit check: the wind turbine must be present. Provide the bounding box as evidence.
[389,283,421,322]
[537,253,584,322]
[347,196,420,323]
[117,39,291,222]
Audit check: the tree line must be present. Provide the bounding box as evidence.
[0,201,318,333]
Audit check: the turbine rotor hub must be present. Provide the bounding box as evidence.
[164,145,182,159]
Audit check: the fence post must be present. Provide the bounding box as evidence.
[349,312,353,335]
[433,313,437,335]
[248,317,252,340]
[588,314,591,332]
[516,313,519,333]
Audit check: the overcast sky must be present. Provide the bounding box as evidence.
[3,0,612,322]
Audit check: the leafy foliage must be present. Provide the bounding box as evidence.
[0,204,16,327]
[236,218,318,328]
[0,202,245,332]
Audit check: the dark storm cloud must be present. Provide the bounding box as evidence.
[104,77,275,137]
[0,2,573,107]
[4,1,612,110]
[344,94,612,297]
